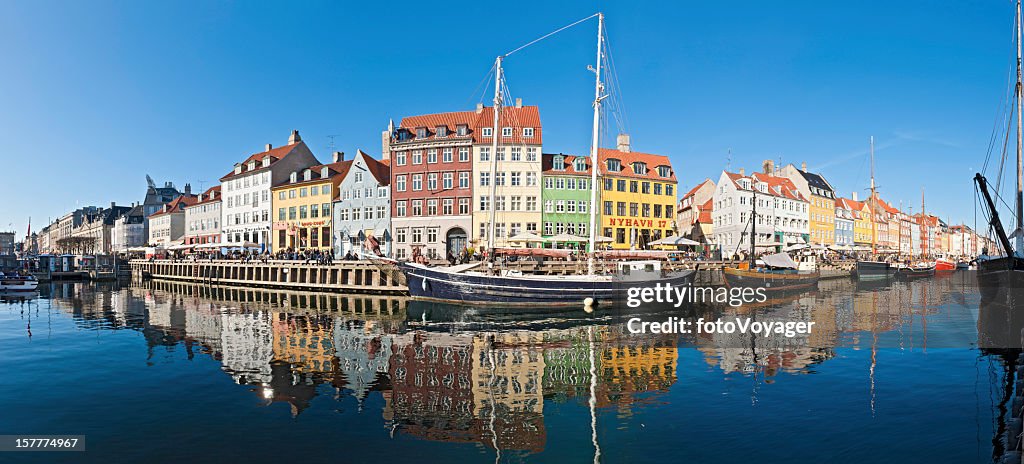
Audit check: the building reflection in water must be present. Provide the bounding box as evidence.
[34,274,979,454]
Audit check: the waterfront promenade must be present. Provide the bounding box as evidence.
[130,258,856,294]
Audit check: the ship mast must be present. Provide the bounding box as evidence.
[487,56,503,260]
[870,136,877,256]
[587,13,605,275]
[1017,0,1023,255]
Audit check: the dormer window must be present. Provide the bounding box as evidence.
[457,124,468,136]
[502,127,513,137]
[321,167,329,178]
[303,169,312,181]
[289,172,297,183]
[436,125,447,137]
[606,159,621,172]
[657,166,670,178]
[523,127,535,137]
[262,156,271,168]
[574,158,587,172]
[632,162,647,175]
[234,165,242,174]
[248,161,256,171]
[482,127,493,137]
[416,127,427,139]
[552,155,565,171]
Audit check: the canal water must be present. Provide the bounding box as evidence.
[0,275,1010,463]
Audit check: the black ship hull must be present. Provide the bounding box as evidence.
[894,266,935,279]
[977,256,1024,304]
[722,268,820,293]
[855,261,892,280]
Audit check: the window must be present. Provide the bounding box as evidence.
[495,172,505,186]
[574,158,587,172]
[458,147,469,162]
[412,174,423,191]
[378,187,387,197]
[633,162,648,175]
[657,166,671,177]
[567,201,576,213]
[630,203,639,216]
[299,205,308,219]
[459,172,469,189]
[278,208,286,220]
[412,200,423,216]
[654,183,663,195]
[396,228,407,243]
[495,196,506,211]
[427,228,438,243]
[443,172,453,190]
[396,201,407,217]
[396,175,407,192]
[617,180,626,191]
[495,147,505,161]
[457,125,468,136]
[427,199,438,215]
[545,200,554,213]
[502,127,513,137]
[323,204,331,217]
[412,228,422,243]
[544,222,553,235]
[288,207,297,220]
[642,204,651,217]
[355,172,363,183]
[567,178,576,190]
[416,127,427,138]
[339,209,349,221]
[617,202,626,216]
[523,127,534,137]
[511,196,521,211]
[666,185,674,196]
[322,185,330,196]
[311,204,319,218]
[289,190,296,199]
[654,204,663,218]
[510,223,521,236]
[630,181,638,193]
[396,151,407,166]
[480,195,490,211]
[442,148,453,163]
[278,191,285,200]
[482,127,493,137]
[458,198,469,215]
[511,147,522,161]
[553,155,565,171]
[427,149,438,163]
[480,172,490,186]
[480,147,490,161]
[607,159,621,172]
[526,147,538,162]
[556,178,565,189]
[642,182,651,194]
[604,201,613,215]
[526,196,536,211]
[412,150,423,164]
[427,173,438,191]
[578,200,588,214]
[443,198,454,215]
[436,126,447,137]
[556,200,565,213]
[376,205,385,219]
[545,177,553,189]
[526,172,537,186]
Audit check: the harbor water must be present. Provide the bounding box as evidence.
[0,274,1011,463]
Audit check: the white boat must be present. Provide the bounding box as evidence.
[0,272,39,292]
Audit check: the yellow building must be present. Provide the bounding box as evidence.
[598,141,678,250]
[270,159,351,252]
[840,197,875,247]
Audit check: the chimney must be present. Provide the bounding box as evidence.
[852,191,858,202]
[184,183,192,195]
[265,143,273,152]
[762,159,775,174]
[289,130,301,144]
[381,119,394,160]
[738,168,745,176]
[333,151,344,163]
[515,98,522,108]
[801,161,807,171]
[110,201,115,209]
[616,133,631,153]
[476,103,484,113]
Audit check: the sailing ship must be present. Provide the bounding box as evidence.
[722,185,820,293]
[854,136,894,280]
[976,0,1024,303]
[893,263,935,279]
[398,13,696,306]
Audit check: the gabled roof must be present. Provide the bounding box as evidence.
[187,185,222,208]
[696,199,713,224]
[723,171,805,201]
[395,106,543,145]
[797,169,834,194]
[272,160,353,190]
[221,142,303,181]
[359,150,391,186]
[542,153,592,176]
[599,148,676,181]
[682,178,714,200]
[149,195,198,218]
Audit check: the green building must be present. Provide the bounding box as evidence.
[541,153,594,248]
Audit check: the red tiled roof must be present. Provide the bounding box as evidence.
[542,153,592,175]
[187,185,222,207]
[682,178,714,200]
[220,142,302,181]
[357,150,392,187]
[149,194,198,218]
[696,199,713,224]
[723,171,804,201]
[599,148,676,181]
[395,106,543,145]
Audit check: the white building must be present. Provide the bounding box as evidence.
[148,195,197,247]
[184,186,222,245]
[220,130,319,251]
[334,150,392,258]
[712,169,809,257]
[111,205,147,253]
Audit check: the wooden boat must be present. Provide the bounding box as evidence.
[894,264,935,279]
[723,253,819,293]
[855,260,893,280]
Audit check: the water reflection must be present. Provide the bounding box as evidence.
[11,274,991,459]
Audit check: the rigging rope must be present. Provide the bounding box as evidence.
[504,13,600,57]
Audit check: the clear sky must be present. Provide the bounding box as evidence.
[0,0,1015,238]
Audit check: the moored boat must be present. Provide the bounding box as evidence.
[894,264,935,279]
[935,257,957,273]
[855,260,893,280]
[0,272,39,292]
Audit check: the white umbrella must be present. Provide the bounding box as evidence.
[548,233,587,243]
[783,243,809,252]
[649,235,700,246]
[594,235,615,243]
[508,232,546,243]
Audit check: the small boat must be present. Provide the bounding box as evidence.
[723,252,820,293]
[855,260,893,280]
[0,271,39,292]
[894,264,935,279]
[935,257,957,273]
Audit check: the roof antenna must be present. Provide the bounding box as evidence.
[725,148,732,171]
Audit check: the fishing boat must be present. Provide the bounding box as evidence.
[0,271,39,292]
[396,13,696,307]
[894,264,935,279]
[975,0,1024,303]
[722,183,819,293]
[855,136,893,280]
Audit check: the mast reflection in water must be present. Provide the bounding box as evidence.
[0,274,1007,463]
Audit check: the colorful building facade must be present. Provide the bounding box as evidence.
[270,155,351,252]
[540,153,592,243]
[598,140,677,250]
[333,150,391,258]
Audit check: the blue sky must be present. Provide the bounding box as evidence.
[0,0,1015,237]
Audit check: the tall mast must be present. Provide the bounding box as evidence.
[921,188,926,256]
[1017,0,1023,254]
[870,136,877,256]
[750,185,757,267]
[487,56,503,259]
[587,13,605,275]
